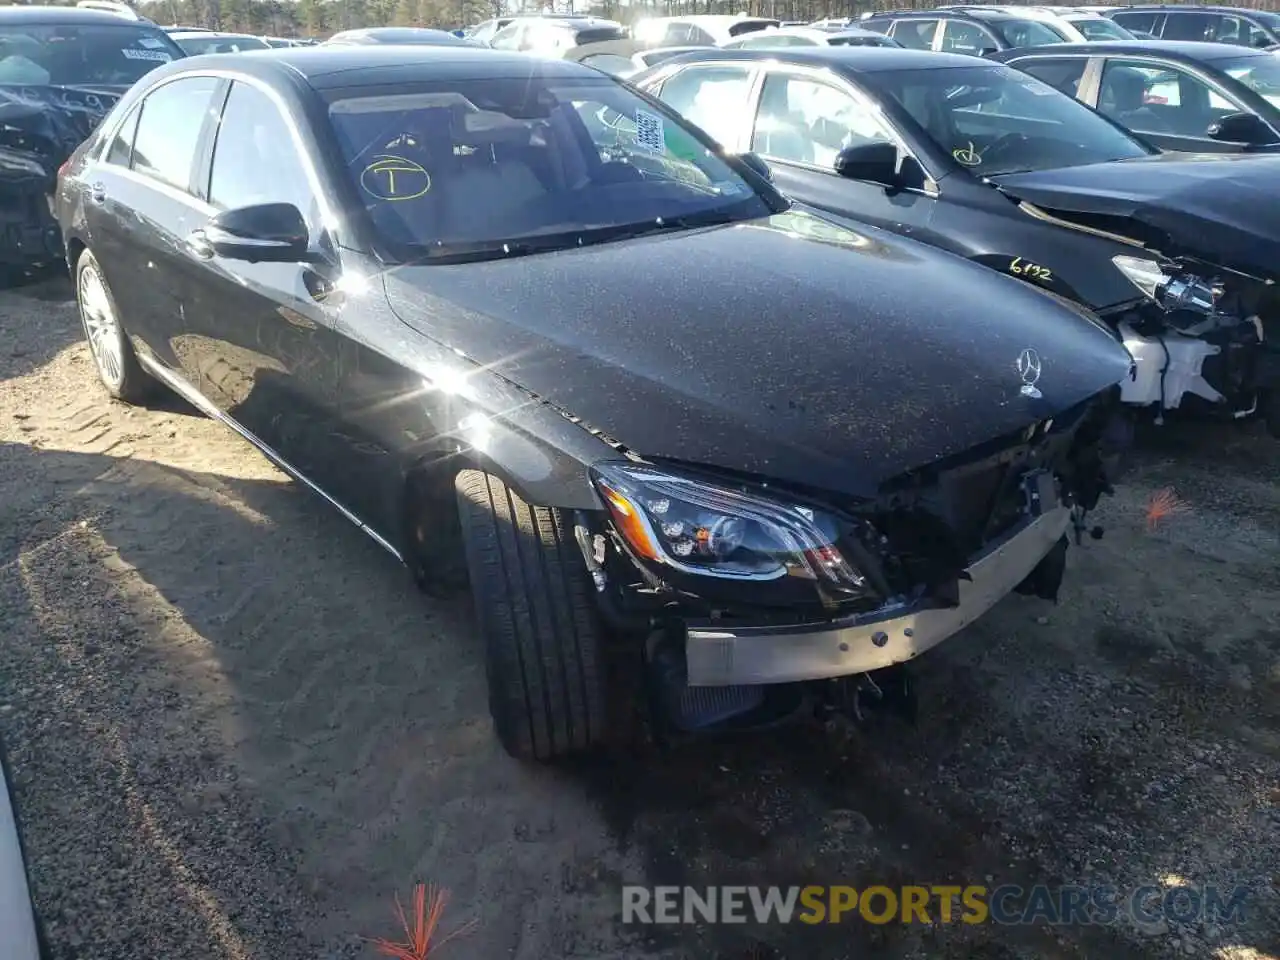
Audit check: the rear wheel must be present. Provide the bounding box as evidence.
[455,469,608,761]
[75,248,153,404]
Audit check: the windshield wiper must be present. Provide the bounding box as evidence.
[413,210,748,264]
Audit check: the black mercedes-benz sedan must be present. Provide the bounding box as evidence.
[56,46,1132,760]
[633,46,1280,437]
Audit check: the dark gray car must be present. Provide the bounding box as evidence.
[56,46,1132,761]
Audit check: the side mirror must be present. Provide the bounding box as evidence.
[979,46,999,57]
[1206,111,1276,146]
[738,150,773,182]
[192,202,310,263]
[834,141,900,187]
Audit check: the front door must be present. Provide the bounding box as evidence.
[182,79,365,517]
[1094,57,1272,153]
[747,69,939,240]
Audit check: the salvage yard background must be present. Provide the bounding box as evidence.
[0,274,1277,959]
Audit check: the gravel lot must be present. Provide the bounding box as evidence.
[1,273,1277,960]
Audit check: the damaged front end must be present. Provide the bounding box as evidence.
[1109,251,1279,433]
[0,85,118,272]
[575,394,1122,739]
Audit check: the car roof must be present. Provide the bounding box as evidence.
[868,7,1052,21]
[649,45,992,72]
[995,38,1265,60]
[1111,3,1273,11]
[647,14,776,25]
[0,5,156,25]
[177,45,603,90]
[172,30,260,38]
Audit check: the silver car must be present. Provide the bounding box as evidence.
[0,743,41,960]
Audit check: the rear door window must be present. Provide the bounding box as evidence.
[130,76,219,193]
[940,19,998,55]
[889,19,939,49]
[1014,57,1089,97]
[1162,11,1215,41]
[103,101,141,166]
[1110,11,1160,34]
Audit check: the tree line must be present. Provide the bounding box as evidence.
[15,0,1280,42]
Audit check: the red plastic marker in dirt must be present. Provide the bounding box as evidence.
[366,883,477,959]
[1145,487,1190,533]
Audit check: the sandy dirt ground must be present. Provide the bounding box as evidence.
[0,274,1277,960]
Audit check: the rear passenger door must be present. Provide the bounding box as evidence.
[85,75,222,371]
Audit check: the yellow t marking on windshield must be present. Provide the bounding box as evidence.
[360,154,431,201]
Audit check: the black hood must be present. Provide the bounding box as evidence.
[991,153,1280,280]
[383,209,1131,499]
[0,83,124,186]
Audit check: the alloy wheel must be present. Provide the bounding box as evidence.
[78,261,124,388]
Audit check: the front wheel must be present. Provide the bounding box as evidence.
[455,469,608,761]
[75,248,153,404]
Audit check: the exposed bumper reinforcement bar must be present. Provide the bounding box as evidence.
[684,506,1071,687]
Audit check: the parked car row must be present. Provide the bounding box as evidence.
[627,44,1280,433]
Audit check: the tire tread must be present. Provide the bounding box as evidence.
[456,470,606,760]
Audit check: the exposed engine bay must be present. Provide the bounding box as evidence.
[1109,253,1277,429]
[0,84,116,271]
[1008,194,1280,437]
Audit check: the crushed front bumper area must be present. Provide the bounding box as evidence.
[683,506,1070,687]
[0,184,62,269]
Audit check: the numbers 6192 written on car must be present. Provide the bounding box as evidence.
[1009,257,1052,284]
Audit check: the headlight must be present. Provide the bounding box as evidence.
[590,461,869,593]
[1113,255,1221,315]
[1113,255,1170,301]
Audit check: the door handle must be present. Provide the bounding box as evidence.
[185,228,215,260]
[89,182,106,204]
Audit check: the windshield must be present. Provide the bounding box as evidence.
[175,33,271,54]
[326,76,777,261]
[0,23,182,86]
[1071,17,1133,41]
[1216,54,1280,109]
[987,18,1068,47]
[1255,11,1280,33]
[867,64,1152,176]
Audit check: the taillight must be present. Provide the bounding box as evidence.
[57,158,71,180]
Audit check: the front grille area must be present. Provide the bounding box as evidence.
[936,460,1029,556]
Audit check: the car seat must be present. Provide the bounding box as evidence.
[752,79,815,164]
[1099,66,1174,133]
[437,110,547,242]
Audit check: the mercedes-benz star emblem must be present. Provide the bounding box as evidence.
[1016,348,1043,399]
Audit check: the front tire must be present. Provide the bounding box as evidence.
[455,469,608,761]
[75,248,153,404]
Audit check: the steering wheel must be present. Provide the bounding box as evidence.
[976,132,1031,167]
